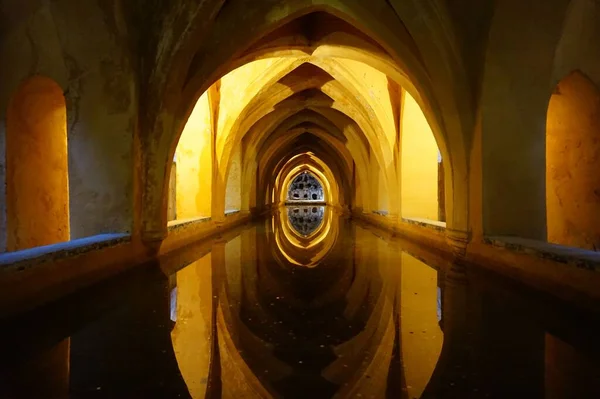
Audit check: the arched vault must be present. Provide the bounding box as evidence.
[140,4,472,241]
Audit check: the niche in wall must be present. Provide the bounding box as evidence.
[5,76,69,251]
[546,71,600,250]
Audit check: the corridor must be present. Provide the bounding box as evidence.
[1,0,600,398]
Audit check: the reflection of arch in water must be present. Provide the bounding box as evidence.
[287,206,325,236]
[270,206,339,268]
[169,254,214,399]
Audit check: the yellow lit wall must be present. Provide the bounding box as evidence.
[401,92,439,221]
[377,162,389,212]
[353,165,363,209]
[546,71,600,250]
[337,59,397,151]
[175,92,212,219]
[217,58,281,157]
[6,76,70,251]
[400,253,443,399]
[171,253,213,399]
[225,144,242,212]
[369,154,380,212]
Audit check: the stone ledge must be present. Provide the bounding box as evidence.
[225,209,241,216]
[168,216,212,231]
[371,210,389,216]
[0,234,131,272]
[403,217,447,231]
[484,236,600,272]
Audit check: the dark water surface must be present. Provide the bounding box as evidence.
[1,207,599,398]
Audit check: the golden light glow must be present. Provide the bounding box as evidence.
[271,207,338,268]
[6,76,70,251]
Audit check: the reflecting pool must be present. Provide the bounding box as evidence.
[1,207,599,398]
[286,206,325,237]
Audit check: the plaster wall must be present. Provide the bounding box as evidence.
[175,92,212,219]
[0,1,135,243]
[6,76,69,251]
[217,58,282,157]
[368,154,380,212]
[552,0,600,89]
[481,0,570,239]
[339,59,397,151]
[46,0,135,239]
[469,113,484,240]
[377,164,389,212]
[353,164,363,210]
[401,93,439,221]
[546,72,600,250]
[225,144,242,211]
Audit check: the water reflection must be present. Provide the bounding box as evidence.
[287,206,325,237]
[276,206,336,268]
[1,207,600,398]
[171,206,445,398]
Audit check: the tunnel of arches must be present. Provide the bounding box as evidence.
[157,9,448,236]
[3,1,600,397]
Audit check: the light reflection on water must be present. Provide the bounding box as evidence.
[172,206,443,398]
[287,206,325,237]
[1,207,600,398]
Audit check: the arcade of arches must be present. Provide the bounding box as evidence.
[0,1,600,398]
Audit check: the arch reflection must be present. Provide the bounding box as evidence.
[287,206,325,237]
[271,206,338,268]
[165,210,445,398]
